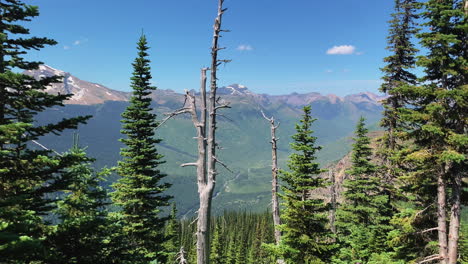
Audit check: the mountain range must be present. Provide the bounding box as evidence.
[28,65,385,216]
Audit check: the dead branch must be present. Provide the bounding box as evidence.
[181,163,198,168]
[155,93,190,129]
[176,247,188,264]
[26,133,63,156]
[416,254,442,264]
[213,156,233,173]
[417,227,439,234]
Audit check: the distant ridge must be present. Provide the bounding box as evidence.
[25,65,386,107]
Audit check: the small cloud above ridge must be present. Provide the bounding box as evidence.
[237,44,253,51]
[326,45,356,55]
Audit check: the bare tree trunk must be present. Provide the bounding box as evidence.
[447,171,462,264]
[261,111,282,245]
[329,169,337,237]
[437,169,448,264]
[162,2,228,263]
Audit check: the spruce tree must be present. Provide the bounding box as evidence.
[163,204,180,264]
[380,0,419,151]
[396,1,467,262]
[276,106,334,264]
[111,34,171,263]
[49,139,110,264]
[210,223,223,264]
[334,117,392,263]
[0,1,90,262]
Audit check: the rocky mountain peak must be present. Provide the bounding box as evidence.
[217,84,254,96]
[24,65,128,105]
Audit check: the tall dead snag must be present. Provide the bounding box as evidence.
[261,111,282,245]
[329,169,337,237]
[174,1,229,263]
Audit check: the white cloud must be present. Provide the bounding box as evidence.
[73,38,88,46]
[325,69,333,73]
[63,45,70,50]
[343,68,351,73]
[326,45,356,55]
[237,44,253,51]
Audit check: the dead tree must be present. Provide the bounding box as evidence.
[261,111,282,244]
[329,169,337,237]
[261,111,286,264]
[161,1,230,263]
[177,247,188,264]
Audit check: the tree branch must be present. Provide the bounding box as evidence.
[416,254,442,264]
[213,156,233,173]
[181,162,198,167]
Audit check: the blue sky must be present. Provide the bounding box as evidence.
[25,0,396,96]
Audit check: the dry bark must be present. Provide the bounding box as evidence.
[329,169,337,236]
[173,1,229,263]
[437,169,448,264]
[261,111,282,244]
[447,171,462,264]
[261,110,285,264]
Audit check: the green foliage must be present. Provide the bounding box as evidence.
[380,0,419,150]
[179,211,275,264]
[163,204,180,264]
[274,106,335,264]
[47,142,111,263]
[334,117,392,263]
[0,1,90,262]
[392,0,467,262]
[110,34,171,263]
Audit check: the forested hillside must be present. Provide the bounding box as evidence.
[33,86,383,215]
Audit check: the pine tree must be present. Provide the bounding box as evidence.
[48,137,110,264]
[276,106,334,264]
[210,222,224,264]
[111,34,171,263]
[163,204,180,264]
[377,0,442,262]
[380,0,419,151]
[334,117,392,263]
[0,2,90,262]
[396,1,467,263]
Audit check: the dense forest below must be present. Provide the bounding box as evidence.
[0,0,466,264]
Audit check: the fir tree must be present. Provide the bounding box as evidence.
[397,1,467,262]
[210,222,224,264]
[334,117,392,263]
[380,0,419,151]
[163,203,180,264]
[48,138,111,264]
[276,106,334,264]
[0,1,90,262]
[111,34,171,263]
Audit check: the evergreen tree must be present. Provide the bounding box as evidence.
[210,222,224,264]
[276,106,334,264]
[48,138,111,264]
[396,0,467,262]
[0,1,90,262]
[111,34,171,263]
[163,203,180,264]
[234,232,247,264]
[377,0,441,261]
[380,0,419,151]
[334,117,392,263]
